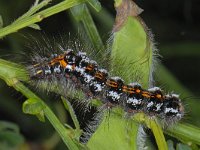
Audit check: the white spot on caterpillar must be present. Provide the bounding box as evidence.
[75,66,85,74]
[66,65,73,71]
[127,98,142,104]
[107,91,120,100]
[146,101,153,108]
[98,68,108,74]
[110,76,124,82]
[148,87,161,92]
[94,83,102,92]
[165,108,178,113]
[44,66,51,75]
[128,82,141,87]
[155,103,163,111]
[83,74,94,83]
[54,65,61,73]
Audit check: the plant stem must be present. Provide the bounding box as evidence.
[71,4,104,50]
[14,82,79,150]
[62,97,80,131]
[13,0,51,24]
[44,105,79,150]
[81,4,104,50]
[90,6,114,31]
[166,123,200,146]
[0,0,85,38]
[134,113,168,150]
[0,59,79,150]
[148,119,168,150]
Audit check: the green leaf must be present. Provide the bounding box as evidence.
[166,123,200,146]
[87,0,155,149]
[87,0,101,12]
[167,140,175,150]
[0,121,19,133]
[0,131,24,148]
[0,59,80,150]
[87,110,139,150]
[0,59,29,86]
[36,111,45,122]
[22,98,45,122]
[28,23,41,30]
[0,121,24,148]
[111,0,148,87]
[111,16,151,87]
[176,143,191,150]
[0,15,3,28]
[71,4,85,21]
[89,0,167,149]
[0,0,85,38]
[61,97,80,131]
[61,97,83,141]
[70,3,104,50]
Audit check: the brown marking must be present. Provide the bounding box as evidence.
[60,59,67,68]
[86,65,93,71]
[49,54,66,65]
[107,84,118,88]
[142,91,150,98]
[95,74,102,79]
[122,85,127,92]
[113,0,143,32]
[156,94,162,99]
[108,80,118,85]
[136,89,140,93]
[127,88,135,94]
[127,91,134,94]
[95,72,105,80]
[106,80,118,88]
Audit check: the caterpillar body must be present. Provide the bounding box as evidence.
[28,47,184,125]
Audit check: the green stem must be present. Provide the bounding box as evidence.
[0,59,79,150]
[44,106,79,150]
[130,121,139,150]
[148,119,168,150]
[42,103,67,150]
[14,82,79,150]
[71,4,104,50]
[14,0,51,24]
[62,97,80,131]
[134,113,168,150]
[90,6,114,31]
[166,123,200,146]
[0,0,85,38]
[160,42,200,57]
[81,4,104,50]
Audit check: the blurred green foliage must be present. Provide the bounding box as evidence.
[0,0,200,149]
[0,121,24,150]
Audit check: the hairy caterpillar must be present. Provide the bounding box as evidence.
[26,42,184,125]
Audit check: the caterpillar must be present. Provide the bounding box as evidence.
[27,46,184,125]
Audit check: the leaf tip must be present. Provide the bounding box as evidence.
[113,0,143,32]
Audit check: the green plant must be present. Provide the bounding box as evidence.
[0,0,200,149]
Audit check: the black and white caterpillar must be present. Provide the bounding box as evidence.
[27,47,184,125]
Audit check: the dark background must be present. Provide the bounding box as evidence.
[0,0,200,149]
